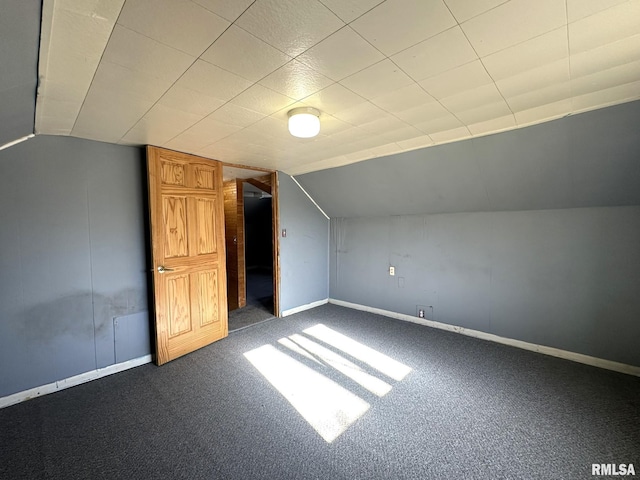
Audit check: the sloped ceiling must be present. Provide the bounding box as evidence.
[0,0,40,146]
[295,100,640,217]
[35,0,640,175]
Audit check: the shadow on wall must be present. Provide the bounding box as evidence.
[10,288,151,364]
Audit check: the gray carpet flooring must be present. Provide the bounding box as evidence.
[1,304,639,479]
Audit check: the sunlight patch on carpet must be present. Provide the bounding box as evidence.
[245,324,412,443]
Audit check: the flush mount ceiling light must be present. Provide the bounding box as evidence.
[288,107,320,138]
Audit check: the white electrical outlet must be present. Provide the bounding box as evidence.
[389,266,395,276]
[418,309,425,318]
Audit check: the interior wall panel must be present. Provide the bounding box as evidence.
[330,206,640,367]
[0,135,149,397]
[278,173,329,313]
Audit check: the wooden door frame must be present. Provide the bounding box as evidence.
[222,163,280,318]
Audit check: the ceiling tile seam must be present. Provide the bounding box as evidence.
[190,0,257,23]
[317,0,386,25]
[232,13,347,64]
[115,9,231,58]
[457,22,573,67]
[385,54,473,138]
[68,1,128,136]
[566,0,633,25]
[327,26,468,136]
[115,18,252,144]
[158,81,303,150]
[565,0,576,113]
[453,15,517,129]
[443,0,510,24]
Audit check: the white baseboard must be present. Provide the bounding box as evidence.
[0,354,153,409]
[282,298,328,317]
[328,299,640,377]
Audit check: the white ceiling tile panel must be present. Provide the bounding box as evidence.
[358,114,408,135]
[571,80,640,113]
[163,130,219,153]
[429,126,472,144]
[157,86,226,117]
[35,0,640,176]
[414,114,463,134]
[566,0,631,23]
[328,126,371,144]
[419,60,493,100]
[200,25,291,82]
[318,0,385,23]
[35,99,82,135]
[316,114,354,136]
[467,114,516,136]
[496,59,570,99]
[443,0,509,23]
[480,27,568,81]
[370,84,436,113]
[296,27,385,81]
[72,87,156,143]
[36,0,125,133]
[392,27,478,82]
[461,0,566,57]
[376,125,425,144]
[333,101,387,125]
[56,0,124,19]
[245,116,293,141]
[102,25,195,83]
[301,83,367,115]
[568,1,640,55]
[43,6,121,99]
[351,0,456,56]
[570,60,640,97]
[183,120,246,146]
[235,0,344,57]
[259,60,334,100]
[175,60,252,101]
[505,82,572,112]
[121,104,203,145]
[192,0,254,22]
[117,0,229,56]
[394,101,451,124]
[440,84,505,113]
[91,61,173,103]
[453,99,513,125]
[514,99,573,126]
[340,59,415,99]
[207,103,266,128]
[230,84,296,116]
[570,34,640,79]
[396,135,434,151]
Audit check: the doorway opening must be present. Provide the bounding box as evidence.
[223,165,279,332]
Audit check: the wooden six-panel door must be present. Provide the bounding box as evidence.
[147,146,228,365]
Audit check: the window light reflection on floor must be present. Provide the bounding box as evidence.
[244,344,370,443]
[287,333,392,397]
[244,324,412,443]
[304,324,412,381]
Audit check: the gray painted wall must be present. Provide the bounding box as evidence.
[330,207,640,367]
[278,173,329,313]
[0,135,149,397]
[297,100,640,218]
[0,0,40,146]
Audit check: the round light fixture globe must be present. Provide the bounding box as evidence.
[288,107,320,138]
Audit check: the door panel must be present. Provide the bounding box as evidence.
[148,147,228,365]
